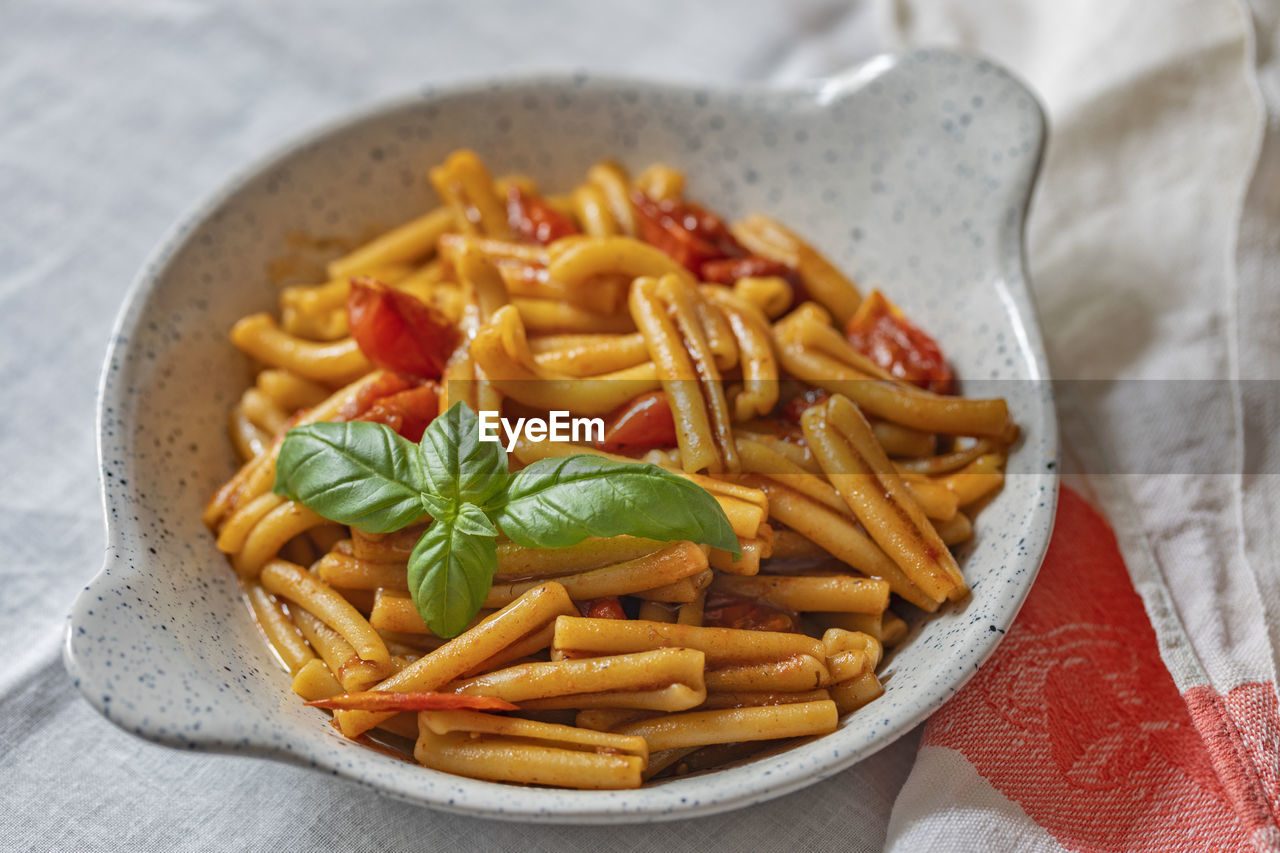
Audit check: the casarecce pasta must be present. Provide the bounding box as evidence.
[205,149,1018,790]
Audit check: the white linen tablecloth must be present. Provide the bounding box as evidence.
[2,1,1275,850]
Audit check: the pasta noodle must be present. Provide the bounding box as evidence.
[709,574,890,615]
[229,314,372,385]
[803,394,968,602]
[416,710,647,789]
[204,148,1020,789]
[327,207,456,279]
[730,215,861,324]
[606,701,839,752]
[529,332,650,375]
[230,502,328,578]
[291,657,344,701]
[483,541,710,606]
[429,150,511,238]
[292,607,391,693]
[336,582,577,738]
[245,582,315,674]
[631,275,739,473]
[633,163,684,201]
[260,559,390,669]
[700,286,779,420]
[450,648,707,711]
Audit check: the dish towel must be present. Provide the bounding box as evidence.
[891,487,1278,850]
[882,0,1280,850]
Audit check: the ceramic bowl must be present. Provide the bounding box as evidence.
[66,49,1058,822]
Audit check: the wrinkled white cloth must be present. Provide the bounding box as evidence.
[883,1,1280,850]
[0,3,903,851]
[2,1,1276,851]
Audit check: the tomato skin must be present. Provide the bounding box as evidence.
[630,190,744,273]
[597,391,677,453]
[701,255,807,309]
[507,186,579,244]
[630,192,807,306]
[703,594,795,633]
[334,372,416,422]
[844,291,953,394]
[347,278,457,380]
[579,596,627,619]
[357,383,439,442]
[779,388,831,425]
[699,255,790,285]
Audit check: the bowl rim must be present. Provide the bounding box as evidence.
[67,48,1059,823]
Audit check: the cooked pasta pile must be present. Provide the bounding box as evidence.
[205,149,1017,789]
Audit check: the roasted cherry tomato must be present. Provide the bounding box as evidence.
[357,383,440,442]
[507,186,579,245]
[334,372,416,422]
[630,190,745,273]
[702,594,796,633]
[700,254,807,309]
[597,391,677,453]
[578,596,627,620]
[779,388,831,425]
[347,278,457,380]
[699,255,790,285]
[845,290,953,394]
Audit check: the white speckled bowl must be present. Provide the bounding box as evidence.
[66,50,1058,822]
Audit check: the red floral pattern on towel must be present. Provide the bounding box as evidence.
[921,487,1277,851]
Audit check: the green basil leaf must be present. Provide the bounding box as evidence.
[273,421,426,534]
[418,491,452,521]
[418,402,511,507]
[492,455,741,557]
[407,502,499,638]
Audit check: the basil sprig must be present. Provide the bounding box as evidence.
[273,402,739,637]
[491,455,742,551]
[274,420,426,534]
[407,502,498,638]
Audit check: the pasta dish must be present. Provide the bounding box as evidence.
[203,149,1016,789]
